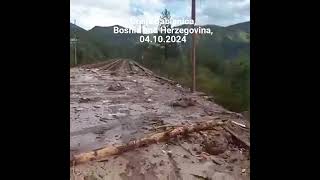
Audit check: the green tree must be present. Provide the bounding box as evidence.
[158,9,179,62]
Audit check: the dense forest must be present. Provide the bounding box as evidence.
[70,10,250,112]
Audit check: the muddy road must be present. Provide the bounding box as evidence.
[70,59,250,180]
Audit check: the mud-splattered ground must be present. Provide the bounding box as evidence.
[70,59,250,180]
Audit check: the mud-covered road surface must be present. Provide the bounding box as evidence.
[70,59,250,180]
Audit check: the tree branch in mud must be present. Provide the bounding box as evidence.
[71,120,226,166]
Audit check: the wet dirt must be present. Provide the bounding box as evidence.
[70,59,250,180]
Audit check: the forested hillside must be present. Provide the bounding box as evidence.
[70,16,250,112]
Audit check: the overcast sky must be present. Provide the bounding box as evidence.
[70,0,250,31]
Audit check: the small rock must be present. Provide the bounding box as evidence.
[226,165,234,171]
[75,108,84,111]
[108,83,126,91]
[141,127,148,130]
[159,160,165,166]
[222,154,229,159]
[93,105,101,108]
[183,155,189,159]
[241,169,246,173]
[110,72,117,76]
[102,100,109,104]
[171,97,196,107]
[203,133,228,155]
[152,154,160,158]
[228,157,237,163]
[79,97,90,103]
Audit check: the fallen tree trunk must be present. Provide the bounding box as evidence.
[71,120,226,166]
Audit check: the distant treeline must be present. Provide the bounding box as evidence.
[70,10,250,112]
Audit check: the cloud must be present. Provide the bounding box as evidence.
[198,0,250,26]
[70,0,250,30]
[130,8,144,16]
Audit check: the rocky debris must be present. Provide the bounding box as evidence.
[75,107,84,112]
[93,105,101,108]
[71,59,250,180]
[183,154,189,159]
[79,97,91,103]
[171,97,197,107]
[226,165,234,172]
[228,157,237,163]
[110,71,118,76]
[211,156,223,165]
[159,160,165,166]
[107,83,126,91]
[203,132,228,155]
[241,169,246,173]
[204,96,215,101]
[223,126,250,149]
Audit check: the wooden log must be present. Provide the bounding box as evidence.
[71,120,226,166]
[231,120,246,128]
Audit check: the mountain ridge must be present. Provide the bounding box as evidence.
[70,21,250,63]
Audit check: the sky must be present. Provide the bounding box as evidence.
[70,0,250,31]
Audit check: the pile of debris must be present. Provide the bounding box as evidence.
[171,97,197,107]
[107,83,126,91]
[70,59,250,180]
